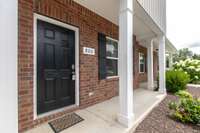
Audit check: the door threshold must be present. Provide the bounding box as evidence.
[34,104,79,120]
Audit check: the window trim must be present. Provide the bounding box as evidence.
[106,37,119,78]
[139,52,146,73]
[106,57,118,60]
[106,36,118,42]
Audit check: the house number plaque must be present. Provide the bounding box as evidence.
[83,47,95,55]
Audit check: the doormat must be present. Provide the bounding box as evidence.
[49,113,84,133]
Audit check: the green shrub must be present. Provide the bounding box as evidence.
[168,91,200,124]
[173,59,200,84]
[166,70,190,93]
[175,90,193,99]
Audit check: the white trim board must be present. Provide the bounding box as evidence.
[33,14,80,119]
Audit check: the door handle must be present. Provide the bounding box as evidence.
[72,64,75,70]
[72,71,76,80]
[72,71,75,75]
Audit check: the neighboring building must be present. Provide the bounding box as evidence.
[0,0,177,132]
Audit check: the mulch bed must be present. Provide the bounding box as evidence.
[134,86,200,133]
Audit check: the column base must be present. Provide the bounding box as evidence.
[148,86,154,91]
[118,113,134,128]
[147,82,154,90]
[159,88,166,94]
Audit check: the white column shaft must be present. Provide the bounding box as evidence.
[169,53,173,69]
[0,0,18,132]
[118,0,134,127]
[147,40,154,90]
[158,36,166,93]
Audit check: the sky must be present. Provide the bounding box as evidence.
[167,0,200,54]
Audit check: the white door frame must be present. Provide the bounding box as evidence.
[33,14,80,119]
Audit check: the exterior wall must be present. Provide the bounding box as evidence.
[133,39,147,89]
[18,0,160,132]
[18,0,119,132]
[137,0,166,33]
[153,52,159,81]
[0,0,18,132]
[133,36,159,89]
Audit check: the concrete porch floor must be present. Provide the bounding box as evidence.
[26,89,166,133]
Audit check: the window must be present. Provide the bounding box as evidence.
[106,37,118,77]
[139,53,145,73]
[98,33,118,79]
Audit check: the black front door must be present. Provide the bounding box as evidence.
[37,20,75,114]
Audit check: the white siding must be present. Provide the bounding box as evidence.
[137,0,166,33]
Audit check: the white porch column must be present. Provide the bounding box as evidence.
[118,0,134,127]
[158,36,166,93]
[0,0,18,132]
[147,39,154,90]
[169,53,173,69]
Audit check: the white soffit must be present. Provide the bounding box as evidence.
[73,0,162,41]
[134,0,163,36]
[134,15,156,41]
[166,38,177,53]
[73,0,119,25]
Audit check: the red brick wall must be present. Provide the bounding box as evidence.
[133,36,147,89]
[138,44,148,83]
[133,36,158,89]
[18,0,119,132]
[133,37,139,89]
[18,0,34,132]
[153,52,159,80]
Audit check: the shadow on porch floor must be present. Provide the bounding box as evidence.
[26,89,166,133]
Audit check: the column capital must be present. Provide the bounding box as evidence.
[119,0,133,13]
[142,38,156,47]
[157,35,165,42]
[149,38,155,47]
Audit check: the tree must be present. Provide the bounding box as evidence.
[173,48,194,62]
[173,48,200,62]
[193,54,200,60]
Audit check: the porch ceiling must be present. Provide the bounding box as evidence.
[134,15,156,41]
[73,0,162,41]
[166,38,177,54]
